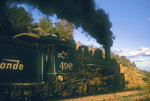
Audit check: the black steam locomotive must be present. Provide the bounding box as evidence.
[0,34,125,100]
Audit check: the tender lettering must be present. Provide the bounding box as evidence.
[13,60,19,70]
[6,63,12,69]
[19,64,24,70]
[0,63,6,69]
[0,59,24,70]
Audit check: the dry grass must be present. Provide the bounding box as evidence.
[120,64,147,89]
[56,90,150,101]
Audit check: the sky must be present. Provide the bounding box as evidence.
[94,0,150,71]
[18,0,150,71]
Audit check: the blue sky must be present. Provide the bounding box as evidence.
[18,0,150,71]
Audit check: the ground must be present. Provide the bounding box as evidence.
[53,90,150,101]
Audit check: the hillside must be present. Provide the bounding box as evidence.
[120,64,147,89]
[110,51,149,89]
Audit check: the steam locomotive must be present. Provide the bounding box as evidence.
[0,34,125,100]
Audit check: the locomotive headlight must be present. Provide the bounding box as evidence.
[57,75,63,81]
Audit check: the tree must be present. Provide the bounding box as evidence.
[8,6,33,35]
[55,19,75,40]
[39,17,55,35]
[37,18,75,40]
[0,1,10,36]
[119,56,131,68]
[131,62,136,68]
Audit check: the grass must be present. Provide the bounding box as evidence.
[57,90,150,101]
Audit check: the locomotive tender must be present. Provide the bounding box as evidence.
[0,34,125,100]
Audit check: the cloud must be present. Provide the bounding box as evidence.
[112,49,129,55]
[148,18,150,21]
[138,47,150,56]
[113,46,150,57]
[134,58,146,62]
[112,47,150,71]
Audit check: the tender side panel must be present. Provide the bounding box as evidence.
[0,43,43,84]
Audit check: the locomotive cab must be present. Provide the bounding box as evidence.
[40,35,73,76]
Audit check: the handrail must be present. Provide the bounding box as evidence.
[13,33,40,39]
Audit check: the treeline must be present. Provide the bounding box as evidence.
[111,52,150,77]
[111,52,136,68]
[0,5,74,41]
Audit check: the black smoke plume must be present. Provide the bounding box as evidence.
[1,0,114,59]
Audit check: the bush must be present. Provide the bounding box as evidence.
[142,77,149,82]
